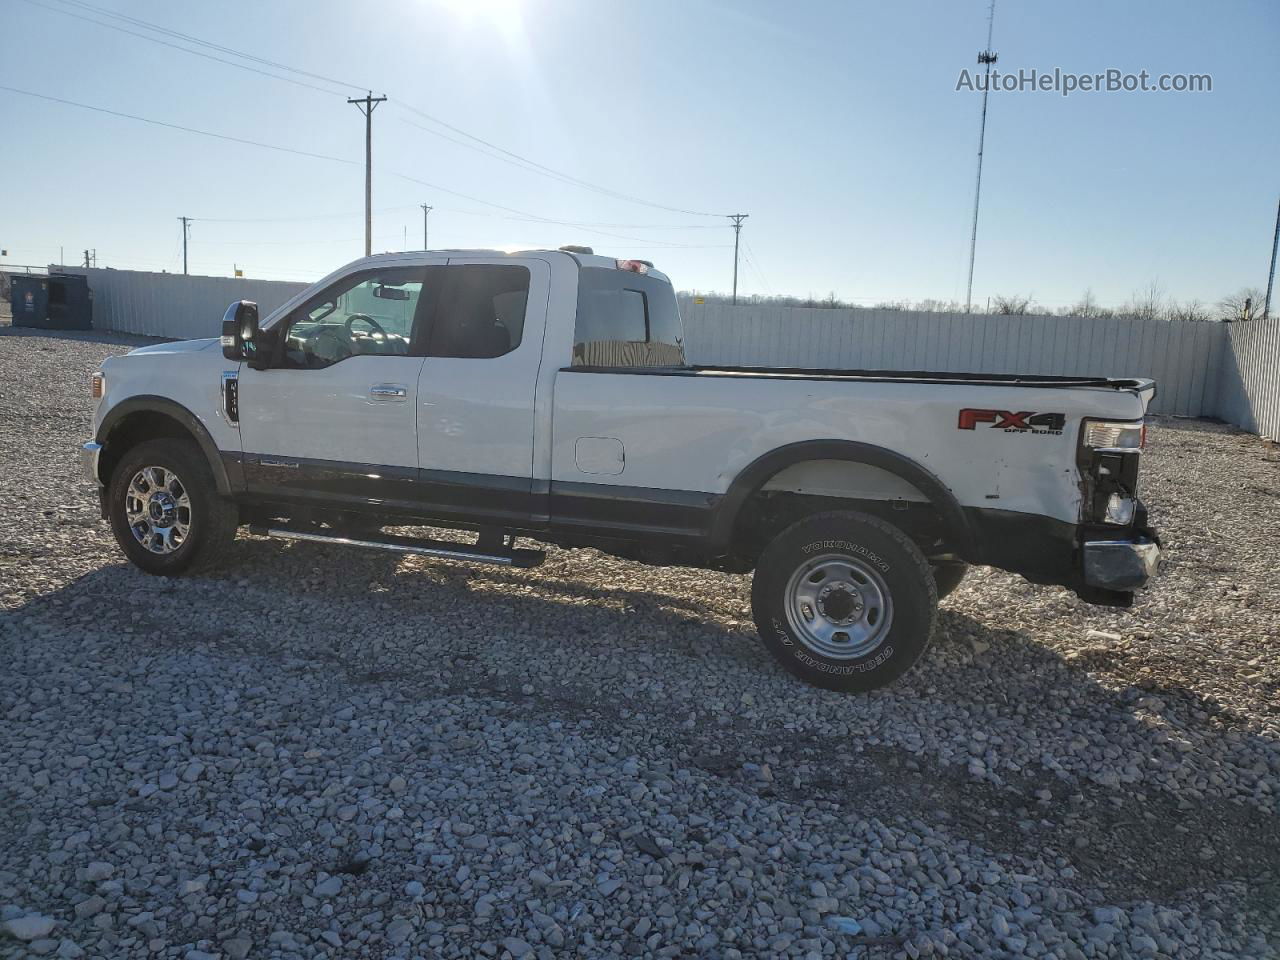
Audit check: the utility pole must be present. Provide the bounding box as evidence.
[1263,193,1279,321]
[964,0,998,313]
[83,249,90,269]
[348,92,388,257]
[420,204,433,250]
[179,216,191,275]
[728,213,748,306]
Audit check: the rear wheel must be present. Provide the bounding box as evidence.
[107,439,238,575]
[750,510,937,692]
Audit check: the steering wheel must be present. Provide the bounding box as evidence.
[344,312,388,338]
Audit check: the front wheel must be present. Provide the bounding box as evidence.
[750,511,937,692]
[107,438,238,575]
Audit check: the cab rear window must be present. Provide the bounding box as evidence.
[573,268,686,368]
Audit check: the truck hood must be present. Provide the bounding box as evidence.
[127,337,220,356]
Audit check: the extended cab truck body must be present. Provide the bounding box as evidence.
[82,249,1160,691]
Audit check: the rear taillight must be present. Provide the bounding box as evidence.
[615,259,651,274]
[1081,419,1144,451]
[91,371,104,399]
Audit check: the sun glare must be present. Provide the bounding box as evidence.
[440,0,523,29]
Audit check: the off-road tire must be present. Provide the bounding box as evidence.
[932,561,969,600]
[750,510,937,692]
[107,438,238,576]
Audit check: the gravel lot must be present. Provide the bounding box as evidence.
[1,327,1277,960]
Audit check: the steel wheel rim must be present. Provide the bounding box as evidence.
[783,553,894,659]
[124,465,192,555]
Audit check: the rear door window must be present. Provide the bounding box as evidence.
[573,267,686,368]
[425,264,531,359]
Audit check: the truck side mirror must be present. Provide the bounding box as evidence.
[221,300,273,369]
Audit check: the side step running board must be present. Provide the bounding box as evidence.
[247,524,546,569]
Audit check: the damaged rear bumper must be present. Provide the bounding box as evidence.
[1082,533,1161,592]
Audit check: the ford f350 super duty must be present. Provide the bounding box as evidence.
[81,248,1160,691]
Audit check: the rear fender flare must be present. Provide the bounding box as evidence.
[709,439,976,559]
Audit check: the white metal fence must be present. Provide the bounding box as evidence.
[1216,313,1280,440]
[678,301,1227,418]
[59,267,307,340]
[21,268,1276,437]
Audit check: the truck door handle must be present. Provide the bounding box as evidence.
[368,383,407,401]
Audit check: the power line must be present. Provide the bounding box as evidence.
[0,83,722,253]
[29,0,726,219]
[0,84,360,166]
[397,113,725,217]
[190,207,416,224]
[501,217,724,230]
[43,0,365,93]
[385,169,725,248]
[743,239,773,295]
[18,0,348,97]
[189,234,402,246]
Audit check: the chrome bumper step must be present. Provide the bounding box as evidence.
[247,524,546,569]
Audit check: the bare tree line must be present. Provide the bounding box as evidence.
[680,284,1268,322]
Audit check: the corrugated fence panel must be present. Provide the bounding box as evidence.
[1220,315,1280,439]
[22,278,1274,435]
[678,303,1236,417]
[62,267,308,340]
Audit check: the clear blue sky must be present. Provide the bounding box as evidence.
[2,0,1277,309]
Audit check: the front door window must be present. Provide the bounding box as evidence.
[281,268,430,368]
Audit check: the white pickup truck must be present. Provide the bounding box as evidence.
[82,248,1160,691]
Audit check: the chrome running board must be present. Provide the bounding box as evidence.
[247,525,546,569]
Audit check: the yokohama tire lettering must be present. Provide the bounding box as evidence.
[800,539,890,572]
[793,645,895,674]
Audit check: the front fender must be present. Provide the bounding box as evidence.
[96,395,239,495]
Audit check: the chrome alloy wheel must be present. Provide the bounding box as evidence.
[124,465,192,555]
[783,553,894,659]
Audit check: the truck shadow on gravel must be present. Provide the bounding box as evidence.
[7,542,1279,917]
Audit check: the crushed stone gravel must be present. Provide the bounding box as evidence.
[0,326,1277,959]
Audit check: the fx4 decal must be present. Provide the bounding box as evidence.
[958,408,1066,435]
